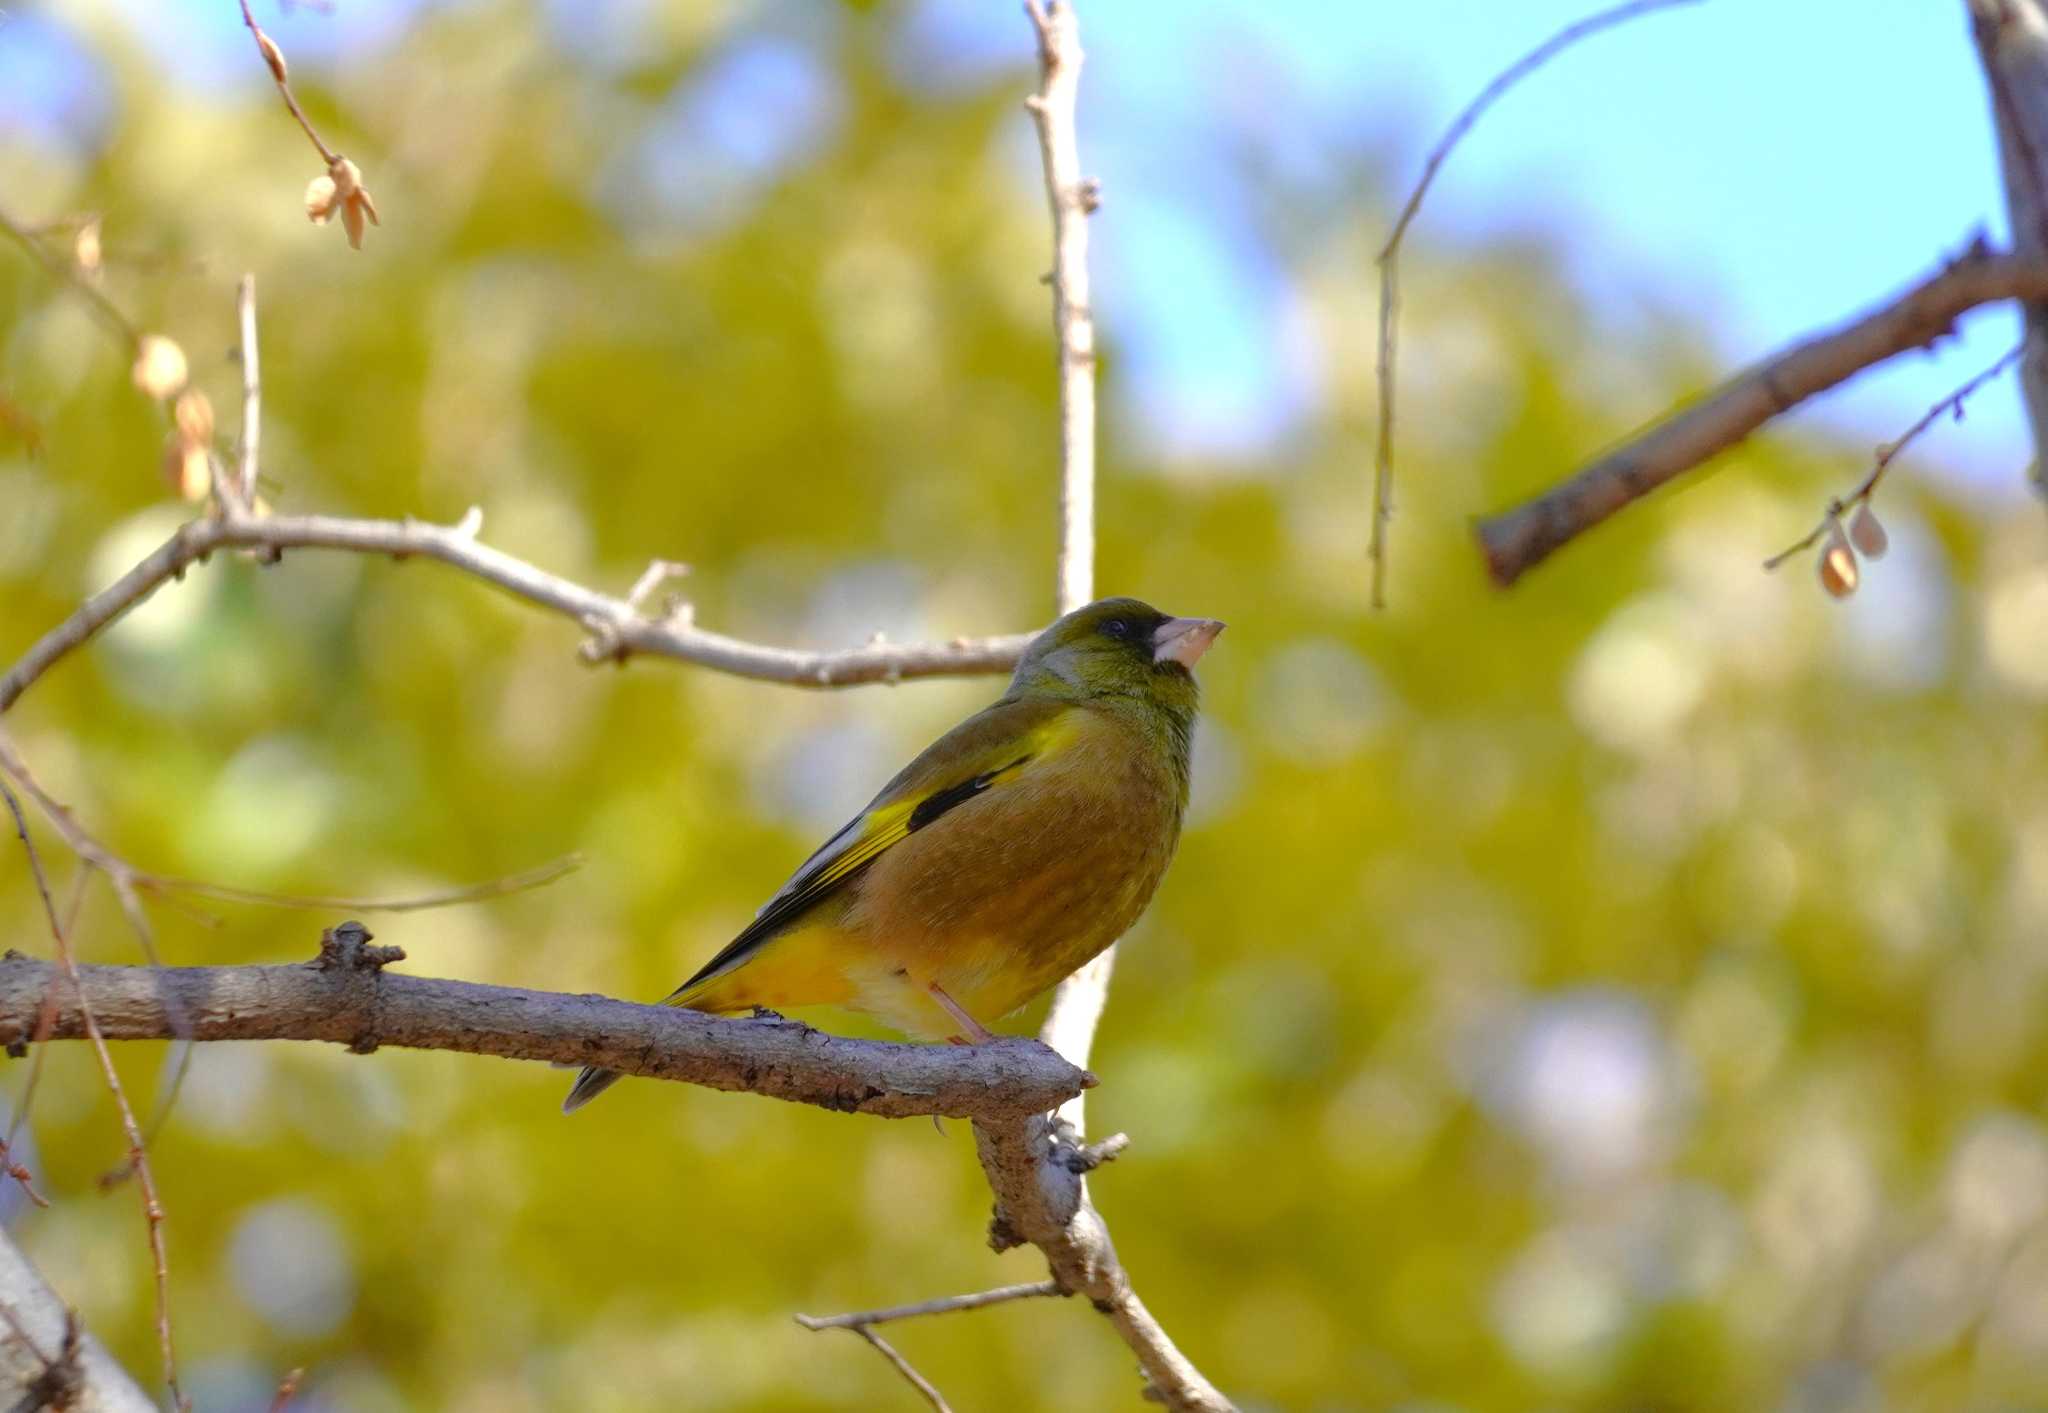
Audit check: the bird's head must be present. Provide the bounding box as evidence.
[1010,597,1224,709]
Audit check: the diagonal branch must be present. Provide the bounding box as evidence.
[0,507,1033,716]
[1474,245,2048,587]
[0,928,1092,1122]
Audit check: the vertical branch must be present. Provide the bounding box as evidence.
[1024,0,1098,617]
[238,274,262,505]
[1968,0,2048,499]
[1024,0,1111,1125]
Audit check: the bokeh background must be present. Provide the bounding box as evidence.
[5,1,2048,1409]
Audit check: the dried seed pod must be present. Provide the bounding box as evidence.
[305,174,339,224]
[173,390,213,447]
[164,441,211,501]
[1819,534,1859,599]
[131,335,187,400]
[73,218,101,277]
[1848,502,1888,560]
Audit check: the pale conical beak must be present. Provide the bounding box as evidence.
[1152,616,1225,668]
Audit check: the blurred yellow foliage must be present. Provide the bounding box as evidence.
[2,4,2047,1411]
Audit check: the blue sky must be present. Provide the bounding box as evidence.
[3,0,2031,490]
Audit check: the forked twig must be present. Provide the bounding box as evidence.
[1762,339,2023,569]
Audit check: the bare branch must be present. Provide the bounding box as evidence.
[0,932,1093,1123]
[1024,0,1098,618]
[796,1281,1061,1331]
[1969,0,2048,498]
[1475,245,2048,586]
[850,1327,951,1413]
[1025,0,1116,1134]
[973,1116,1231,1411]
[237,274,263,506]
[1372,0,1703,606]
[151,853,585,914]
[796,1283,1065,1413]
[976,12,1232,1407]
[0,728,575,929]
[0,508,1034,715]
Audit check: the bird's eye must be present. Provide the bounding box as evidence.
[1102,618,1131,640]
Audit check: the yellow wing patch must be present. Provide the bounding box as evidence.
[664,704,1077,1003]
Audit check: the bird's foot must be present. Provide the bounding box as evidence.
[926,981,997,1044]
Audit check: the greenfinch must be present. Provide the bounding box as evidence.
[564,597,1223,1111]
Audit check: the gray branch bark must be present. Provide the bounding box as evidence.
[0,1225,156,1413]
[0,509,1031,715]
[1969,0,2048,499]
[973,1115,1230,1411]
[0,928,1090,1123]
[1475,247,2048,585]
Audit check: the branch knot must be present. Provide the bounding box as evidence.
[314,921,402,1054]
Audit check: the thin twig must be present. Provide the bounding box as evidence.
[143,853,586,914]
[1762,339,2024,568]
[0,784,184,1410]
[0,729,577,932]
[237,0,339,166]
[267,1366,305,1413]
[1475,244,2048,586]
[0,204,141,349]
[1371,0,1703,606]
[851,1327,951,1413]
[796,1280,1060,1331]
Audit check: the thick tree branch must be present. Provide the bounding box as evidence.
[1474,245,2048,586]
[0,508,1032,715]
[0,928,1092,1122]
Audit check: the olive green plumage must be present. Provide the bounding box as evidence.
[564,597,1223,1112]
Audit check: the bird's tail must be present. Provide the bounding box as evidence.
[561,1064,623,1113]
[560,972,736,1114]
[563,923,853,1113]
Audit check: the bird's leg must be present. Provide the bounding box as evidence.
[926,981,997,1044]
